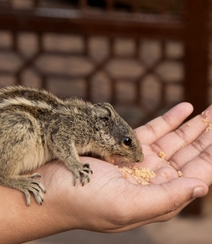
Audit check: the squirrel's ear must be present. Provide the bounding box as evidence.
[94,103,115,130]
[94,103,115,120]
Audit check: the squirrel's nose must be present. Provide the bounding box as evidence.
[137,153,144,163]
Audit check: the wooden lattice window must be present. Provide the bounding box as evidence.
[0,30,184,127]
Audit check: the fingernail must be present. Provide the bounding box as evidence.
[193,187,205,198]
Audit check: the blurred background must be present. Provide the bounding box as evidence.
[0,0,212,243]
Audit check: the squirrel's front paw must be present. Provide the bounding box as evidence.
[81,163,93,186]
[71,163,93,186]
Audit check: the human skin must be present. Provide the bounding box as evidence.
[1,102,212,244]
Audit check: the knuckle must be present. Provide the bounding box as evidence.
[162,114,173,128]
[200,150,212,164]
[174,127,189,144]
[146,123,158,137]
[192,139,205,152]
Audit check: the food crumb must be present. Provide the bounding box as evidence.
[118,164,156,185]
[202,111,210,125]
[162,171,171,179]
[177,170,183,177]
[206,122,212,132]
[159,151,166,160]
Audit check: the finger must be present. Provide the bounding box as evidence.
[112,177,208,232]
[170,125,212,171]
[178,144,212,186]
[136,103,193,145]
[134,178,207,219]
[151,104,212,161]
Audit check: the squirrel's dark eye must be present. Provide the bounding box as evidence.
[101,117,109,122]
[123,137,132,147]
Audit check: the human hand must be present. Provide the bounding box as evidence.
[4,102,212,244]
[38,102,211,234]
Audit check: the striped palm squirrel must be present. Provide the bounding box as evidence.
[0,86,144,206]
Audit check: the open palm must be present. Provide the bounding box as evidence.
[38,102,212,234]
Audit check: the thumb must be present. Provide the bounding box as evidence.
[132,177,208,221]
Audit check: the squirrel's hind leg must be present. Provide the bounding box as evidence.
[0,174,46,206]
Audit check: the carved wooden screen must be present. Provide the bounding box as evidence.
[0,0,187,128]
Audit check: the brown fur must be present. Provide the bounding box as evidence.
[0,86,143,205]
